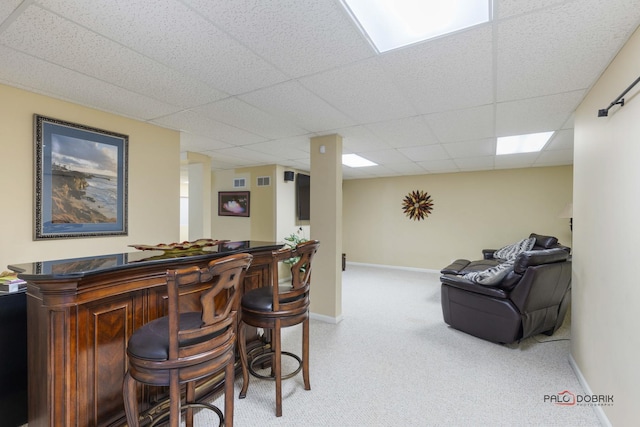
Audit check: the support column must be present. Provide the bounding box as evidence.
[310,135,342,322]
[186,151,212,240]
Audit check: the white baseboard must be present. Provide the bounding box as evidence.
[345,261,440,274]
[568,353,612,427]
[310,311,343,324]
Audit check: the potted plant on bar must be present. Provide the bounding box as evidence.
[283,227,307,269]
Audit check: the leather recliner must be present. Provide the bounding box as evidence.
[440,234,571,344]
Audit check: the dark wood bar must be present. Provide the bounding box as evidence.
[0,289,28,427]
[9,241,283,427]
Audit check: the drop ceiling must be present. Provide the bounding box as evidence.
[1,0,639,179]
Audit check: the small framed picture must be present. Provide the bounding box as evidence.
[218,191,250,217]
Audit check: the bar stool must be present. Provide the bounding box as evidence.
[123,253,252,427]
[238,240,320,417]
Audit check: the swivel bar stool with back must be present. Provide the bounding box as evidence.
[238,240,320,417]
[123,253,253,427]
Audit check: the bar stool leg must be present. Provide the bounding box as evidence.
[123,371,140,427]
[225,354,235,426]
[302,317,310,390]
[274,319,282,417]
[238,322,250,399]
[169,370,181,427]
[186,382,195,427]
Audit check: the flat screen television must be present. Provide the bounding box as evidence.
[296,173,310,221]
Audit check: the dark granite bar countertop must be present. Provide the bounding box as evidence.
[9,240,283,280]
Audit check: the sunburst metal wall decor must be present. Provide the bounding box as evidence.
[402,190,434,221]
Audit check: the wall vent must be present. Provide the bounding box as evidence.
[233,178,246,188]
[257,176,271,186]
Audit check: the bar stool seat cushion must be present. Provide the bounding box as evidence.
[241,286,301,312]
[128,312,221,361]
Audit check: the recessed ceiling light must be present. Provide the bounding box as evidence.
[341,0,492,53]
[342,154,378,167]
[496,132,554,155]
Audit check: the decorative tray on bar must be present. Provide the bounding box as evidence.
[129,238,228,254]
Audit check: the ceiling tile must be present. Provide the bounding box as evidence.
[425,105,495,143]
[365,116,439,148]
[496,91,585,136]
[355,149,412,165]
[546,129,573,151]
[299,57,418,124]
[534,149,574,166]
[192,98,308,140]
[494,153,538,169]
[495,0,567,19]
[242,137,311,161]
[37,0,288,95]
[0,0,22,22]
[183,0,374,77]
[369,167,408,178]
[397,144,450,162]
[152,110,266,145]
[209,157,242,171]
[417,159,460,173]
[497,0,640,101]
[202,147,274,168]
[346,165,400,179]
[337,125,391,152]
[454,156,495,171]
[443,138,496,159]
[240,81,355,132]
[385,162,429,175]
[290,158,311,170]
[379,25,494,114]
[180,132,233,153]
[561,113,575,130]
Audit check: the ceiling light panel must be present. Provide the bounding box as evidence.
[342,0,492,53]
[496,132,554,155]
[342,154,378,167]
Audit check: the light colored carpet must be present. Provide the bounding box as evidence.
[196,264,600,426]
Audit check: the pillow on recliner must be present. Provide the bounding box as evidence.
[529,233,558,248]
[493,237,535,261]
[463,260,514,286]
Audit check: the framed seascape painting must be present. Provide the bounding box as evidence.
[218,191,250,217]
[34,115,128,239]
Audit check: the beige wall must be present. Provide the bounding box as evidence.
[0,84,180,266]
[211,169,252,241]
[241,165,276,242]
[573,26,640,426]
[275,164,310,242]
[211,164,312,243]
[343,166,573,270]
